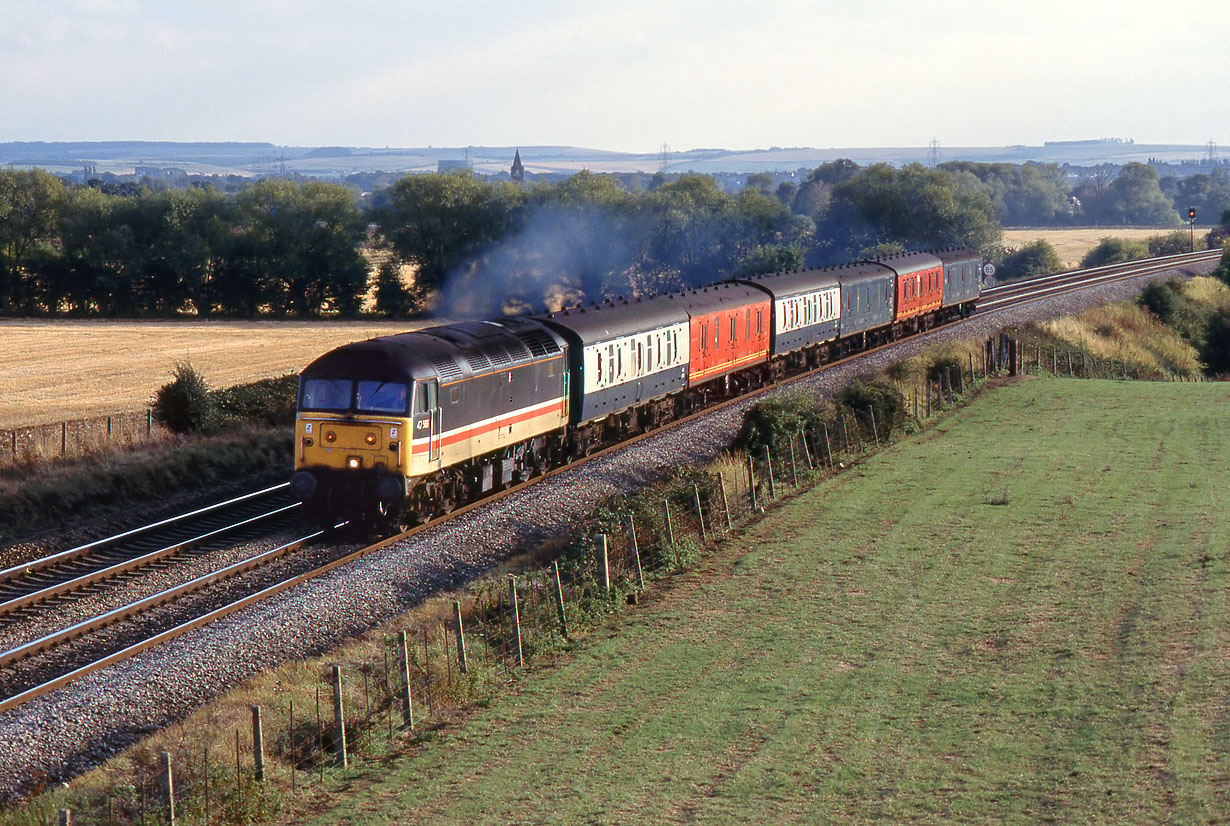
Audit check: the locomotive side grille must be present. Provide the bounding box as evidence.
[464,350,492,373]
[488,347,513,370]
[515,328,562,357]
[430,355,464,382]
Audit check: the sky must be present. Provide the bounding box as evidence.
[1,0,1226,153]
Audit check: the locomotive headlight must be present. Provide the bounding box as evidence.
[346,456,361,469]
[365,433,377,445]
[325,431,337,443]
[389,442,399,452]
[303,437,315,447]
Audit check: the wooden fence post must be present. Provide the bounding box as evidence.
[595,534,610,592]
[398,631,414,729]
[332,665,348,768]
[692,484,707,542]
[868,407,880,447]
[59,809,71,826]
[663,499,676,545]
[763,445,776,499]
[717,473,733,531]
[552,560,570,640]
[746,455,759,512]
[452,600,468,675]
[788,438,799,486]
[798,429,814,470]
[822,423,834,469]
[628,516,645,590]
[508,575,524,667]
[251,705,265,782]
[161,752,175,826]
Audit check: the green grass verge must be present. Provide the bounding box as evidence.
[296,378,1228,825]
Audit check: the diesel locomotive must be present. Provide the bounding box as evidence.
[289,248,983,527]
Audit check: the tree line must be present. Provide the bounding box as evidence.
[1,159,1227,318]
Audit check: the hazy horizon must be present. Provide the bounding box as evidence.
[2,0,1226,152]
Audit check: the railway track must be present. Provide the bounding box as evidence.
[0,249,1213,717]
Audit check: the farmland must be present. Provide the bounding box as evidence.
[1000,227,1197,269]
[0,319,427,429]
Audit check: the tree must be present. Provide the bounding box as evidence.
[154,361,219,433]
[374,172,524,297]
[373,259,419,317]
[997,239,1063,281]
[1080,236,1149,268]
[0,168,66,312]
[814,163,1001,264]
[231,179,370,316]
[1137,281,1176,323]
[1103,163,1180,226]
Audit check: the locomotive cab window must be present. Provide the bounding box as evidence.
[356,381,409,414]
[301,378,352,412]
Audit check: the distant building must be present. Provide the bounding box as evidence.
[510,149,524,183]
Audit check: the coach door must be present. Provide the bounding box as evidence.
[413,379,441,465]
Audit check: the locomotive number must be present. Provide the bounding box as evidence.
[416,420,430,431]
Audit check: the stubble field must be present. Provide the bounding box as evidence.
[1001,227,1194,269]
[0,319,428,429]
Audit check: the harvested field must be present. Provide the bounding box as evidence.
[1001,227,1200,269]
[0,319,432,429]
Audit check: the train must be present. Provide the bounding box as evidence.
[289,248,984,527]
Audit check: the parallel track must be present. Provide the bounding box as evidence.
[0,249,1215,716]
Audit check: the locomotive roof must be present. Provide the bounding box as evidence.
[300,316,566,385]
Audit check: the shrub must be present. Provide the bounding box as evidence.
[837,376,905,439]
[1138,281,1176,324]
[1080,237,1149,269]
[998,239,1063,282]
[1201,307,1230,375]
[1213,244,1230,286]
[735,394,828,453]
[153,361,219,434]
[212,374,299,427]
[1148,230,1201,256]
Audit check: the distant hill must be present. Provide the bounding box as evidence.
[1,139,1221,179]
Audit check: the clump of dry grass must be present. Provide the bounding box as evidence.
[1182,276,1230,310]
[1040,302,1201,377]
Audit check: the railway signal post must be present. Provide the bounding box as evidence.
[1188,207,1197,251]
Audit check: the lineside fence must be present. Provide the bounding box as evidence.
[0,410,172,468]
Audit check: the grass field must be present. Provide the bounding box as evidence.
[1001,227,1195,269]
[288,378,1227,825]
[0,319,428,429]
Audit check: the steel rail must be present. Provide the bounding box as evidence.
[0,482,292,586]
[0,530,326,715]
[0,525,324,670]
[0,503,300,618]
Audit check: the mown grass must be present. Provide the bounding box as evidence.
[275,378,1227,825]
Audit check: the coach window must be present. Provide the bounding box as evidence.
[730,316,737,342]
[745,309,751,340]
[596,351,603,385]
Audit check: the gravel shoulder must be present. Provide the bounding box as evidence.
[0,263,1214,802]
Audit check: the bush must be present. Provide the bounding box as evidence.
[1148,230,1201,256]
[998,239,1063,282]
[1213,244,1230,286]
[213,374,299,427]
[1080,237,1149,269]
[735,394,828,453]
[1201,307,1230,375]
[153,361,219,434]
[837,377,905,440]
[1138,281,1177,324]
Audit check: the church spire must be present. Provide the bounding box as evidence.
[511,149,524,184]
